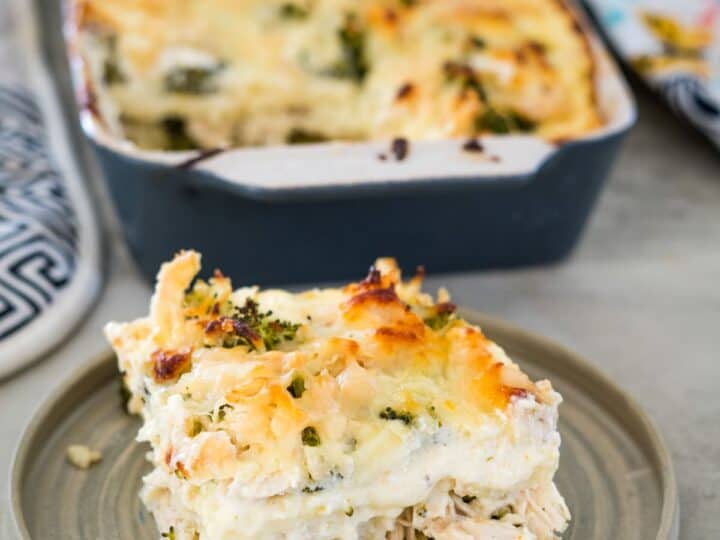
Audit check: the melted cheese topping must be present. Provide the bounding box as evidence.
[105,251,568,539]
[72,0,600,149]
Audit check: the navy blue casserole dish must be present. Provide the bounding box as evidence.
[42,0,634,285]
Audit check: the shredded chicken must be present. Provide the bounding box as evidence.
[384,483,569,540]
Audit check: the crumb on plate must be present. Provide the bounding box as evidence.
[66,444,102,469]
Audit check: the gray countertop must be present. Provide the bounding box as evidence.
[1,71,719,540]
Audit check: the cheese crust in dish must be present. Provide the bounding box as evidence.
[105,251,570,539]
[70,0,601,150]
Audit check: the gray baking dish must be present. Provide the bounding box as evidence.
[28,0,635,285]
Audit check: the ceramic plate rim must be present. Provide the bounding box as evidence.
[9,310,679,539]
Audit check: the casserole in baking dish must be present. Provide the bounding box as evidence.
[31,0,635,283]
[70,0,601,150]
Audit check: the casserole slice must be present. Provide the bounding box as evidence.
[105,251,570,539]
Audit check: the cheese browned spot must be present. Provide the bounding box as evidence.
[395,82,415,101]
[152,348,192,383]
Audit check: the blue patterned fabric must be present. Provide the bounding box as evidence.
[659,75,720,144]
[585,0,720,149]
[0,85,79,339]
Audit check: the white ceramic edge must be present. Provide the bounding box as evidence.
[0,0,103,378]
[72,4,636,190]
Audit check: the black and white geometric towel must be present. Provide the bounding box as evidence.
[0,85,101,377]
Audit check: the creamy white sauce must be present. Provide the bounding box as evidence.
[145,401,559,539]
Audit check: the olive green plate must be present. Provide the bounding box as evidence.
[10,312,678,539]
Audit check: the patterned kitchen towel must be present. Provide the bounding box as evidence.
[0,85,102,378]
[585,0,720,148]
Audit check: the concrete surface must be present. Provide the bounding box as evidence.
[0,3,718,534]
